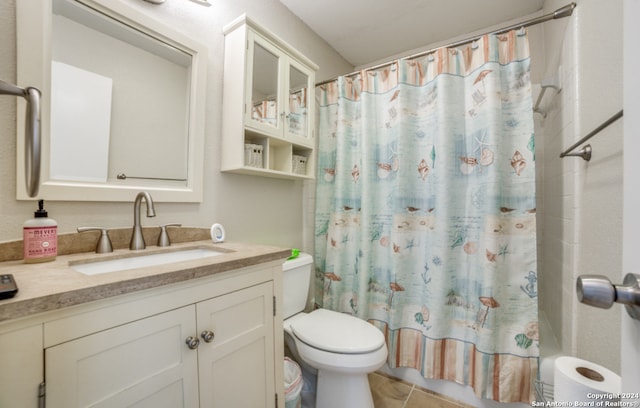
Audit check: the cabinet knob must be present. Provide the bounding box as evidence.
[185,336,200,350]
[200,330,215,343]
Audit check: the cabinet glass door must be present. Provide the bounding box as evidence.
[287,65,309,138]
[251,42,279,130]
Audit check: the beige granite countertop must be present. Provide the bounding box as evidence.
[0,231,291,322]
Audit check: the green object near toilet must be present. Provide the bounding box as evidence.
[287,249,300,260]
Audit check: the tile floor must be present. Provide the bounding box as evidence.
[368,372,473,408]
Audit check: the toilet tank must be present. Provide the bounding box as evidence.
[282,252,313,319]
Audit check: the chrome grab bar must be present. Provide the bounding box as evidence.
[0,79,41,197]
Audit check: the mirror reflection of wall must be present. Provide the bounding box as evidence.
[51,0,191,184]
[50,61,113,182]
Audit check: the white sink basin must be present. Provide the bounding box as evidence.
[71,247,226,275]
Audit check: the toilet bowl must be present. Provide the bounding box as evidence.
[283,254,388,408]
[284,309,387,408]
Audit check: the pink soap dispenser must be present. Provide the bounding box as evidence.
[23,200,58,263]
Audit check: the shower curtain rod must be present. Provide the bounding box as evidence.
[315,2,576,87]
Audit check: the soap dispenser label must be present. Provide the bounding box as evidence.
[23,226,58,259]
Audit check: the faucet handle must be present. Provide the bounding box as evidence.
[77,227,113,253]
[157,223,182,247]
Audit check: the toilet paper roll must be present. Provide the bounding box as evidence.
[554,356,621,403]
[210,223,226,243]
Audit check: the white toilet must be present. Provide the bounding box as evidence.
[282,253,388,408]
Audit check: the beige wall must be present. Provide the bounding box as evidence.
[538,0,622,373]
[0,0,352,248]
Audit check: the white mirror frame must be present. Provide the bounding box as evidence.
[16,0,207,202]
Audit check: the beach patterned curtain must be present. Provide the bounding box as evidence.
[314,29,538,403]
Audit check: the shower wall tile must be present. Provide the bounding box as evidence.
[571,0,622,374]
[562,283,578,354]
[543,193,574,223]
[542,218,573,254]
[539,0,578,355]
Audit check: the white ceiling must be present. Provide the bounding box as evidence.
[279,0,545,67]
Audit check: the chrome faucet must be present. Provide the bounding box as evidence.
[130,191,156,250]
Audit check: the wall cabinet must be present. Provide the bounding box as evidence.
[222,15,318,179]
[0,261,284,408]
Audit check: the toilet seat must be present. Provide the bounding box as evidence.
[290,309,385,354]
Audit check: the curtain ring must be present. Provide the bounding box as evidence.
[471,40,479,50]
[517,27,526,36]
[427,54,435,62]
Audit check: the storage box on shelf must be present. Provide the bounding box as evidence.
[244,143,264,168]
[222,14,318,180]
[292,155,307,175]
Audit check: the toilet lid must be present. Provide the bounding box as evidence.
[290,309,385,354]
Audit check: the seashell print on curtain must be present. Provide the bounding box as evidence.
[314,29,538,403]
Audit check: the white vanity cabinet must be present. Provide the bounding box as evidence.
[0,260,284,408]
[45,282,275,408]
[222,15,318,179]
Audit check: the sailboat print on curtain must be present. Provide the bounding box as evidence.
[315,29,538,403]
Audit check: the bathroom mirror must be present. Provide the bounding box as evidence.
[15,0,207,202]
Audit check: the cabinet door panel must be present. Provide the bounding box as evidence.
[197,282,275,408]
[45,306,198,408]
[0,324,43,408]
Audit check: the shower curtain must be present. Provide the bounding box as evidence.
[314,29,538,403]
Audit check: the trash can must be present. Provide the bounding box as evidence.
[284,357,303,408]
